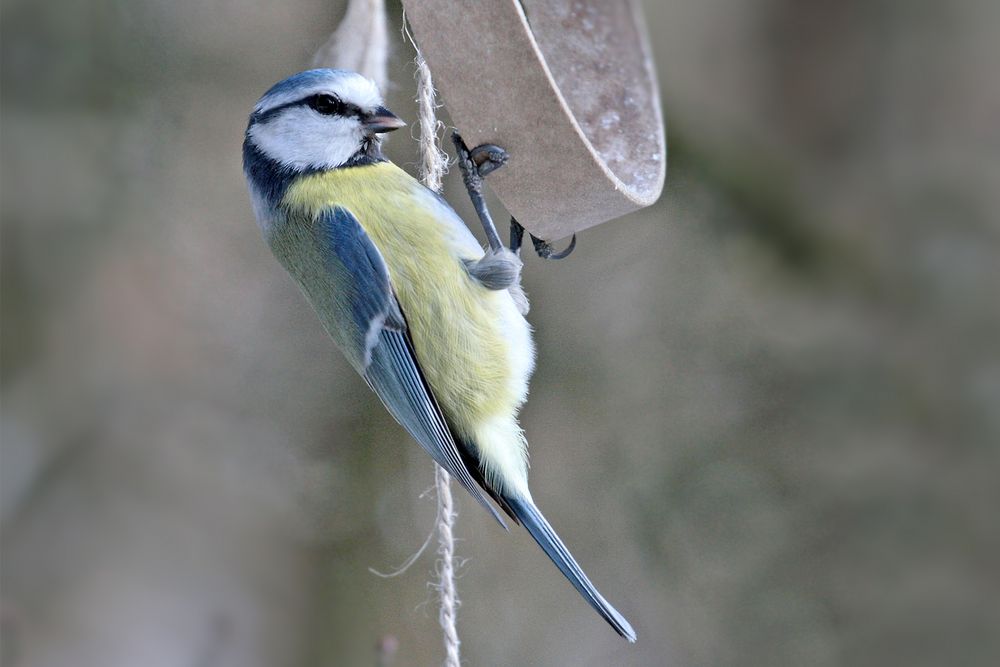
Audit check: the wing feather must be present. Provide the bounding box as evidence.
[317,207,507,528]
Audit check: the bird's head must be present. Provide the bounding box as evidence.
[245,69,405,172]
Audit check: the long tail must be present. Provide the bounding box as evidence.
[504,494,637,642]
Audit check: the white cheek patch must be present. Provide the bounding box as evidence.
[249,107,364,170]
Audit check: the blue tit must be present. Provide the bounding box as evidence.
[242,69,635,642]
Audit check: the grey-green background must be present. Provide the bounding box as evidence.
[2,1,998,665]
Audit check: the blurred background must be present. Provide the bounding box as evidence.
[2,0,998,665]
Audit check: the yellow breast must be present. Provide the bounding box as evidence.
[282,162,520,441]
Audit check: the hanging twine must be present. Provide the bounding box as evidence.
[409,25,461,667]
[433,464,461,667]
[315,6,460,664]
[413,49,449,192]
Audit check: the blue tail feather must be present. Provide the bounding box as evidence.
[504,495,636,642]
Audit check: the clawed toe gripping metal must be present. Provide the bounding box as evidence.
[509,218,576,260]
[451,131,577,261]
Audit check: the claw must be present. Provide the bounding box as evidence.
[531,233,577,260]
[468,144,509,177]
[451,132,508,178]
[510,216,577,260]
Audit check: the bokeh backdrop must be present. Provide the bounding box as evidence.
[2,1,998,665]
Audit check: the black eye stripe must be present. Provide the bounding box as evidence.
[250,94,365,125]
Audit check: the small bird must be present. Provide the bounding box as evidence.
[243,69,635,641]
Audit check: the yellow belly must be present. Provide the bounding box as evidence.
[282,162,519,441]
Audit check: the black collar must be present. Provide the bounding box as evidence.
[242,134,386,206]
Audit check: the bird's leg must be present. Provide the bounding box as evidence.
[510,217,577,261]
[453,130,524,295]
[451,131,506,253]
[509,217,525,254]
[503,219,531,314]
[453,132,577,261]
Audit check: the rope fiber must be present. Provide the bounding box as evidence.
[410,33,462,666]
[314,6,461,663]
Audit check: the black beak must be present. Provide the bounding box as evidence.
[363,106,406,134]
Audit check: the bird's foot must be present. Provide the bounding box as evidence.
[532,233,577,260]
[452,131,505,252]
[510,218,577,260]
[468,143,509,178]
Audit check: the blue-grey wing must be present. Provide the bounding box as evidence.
[316,206,508,528]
